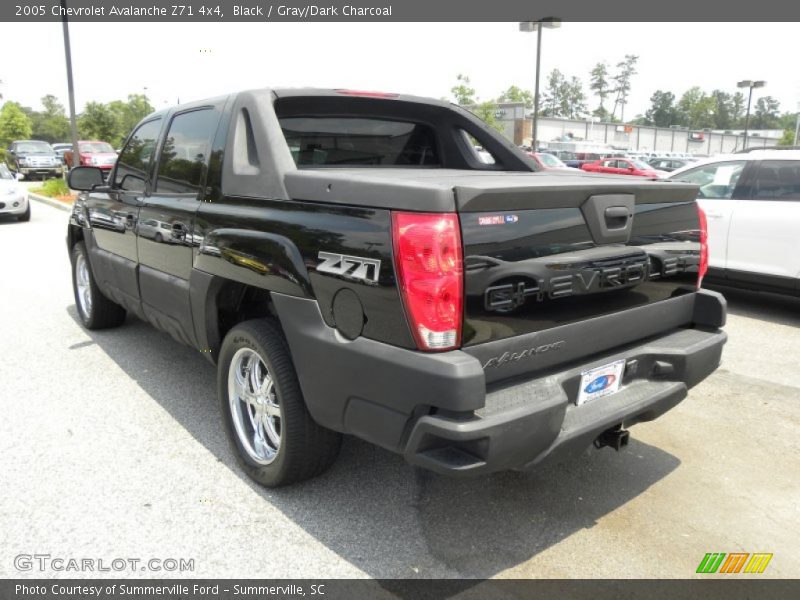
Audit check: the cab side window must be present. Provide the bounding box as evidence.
[750,160,800,200]
[113,119,162,192]
[154,108,219,194]
[672,161,746,199]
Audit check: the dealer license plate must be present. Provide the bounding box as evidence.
[576,359,626,406]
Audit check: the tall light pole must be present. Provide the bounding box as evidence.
[737,79,765,150]
[61,0,80,173]
[794,101,799,146]
[520,18,560,150]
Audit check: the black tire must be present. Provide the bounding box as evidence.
[154,232,163,243]
[218,318,341,487]
[17,203,30,222]
[70,241,126,330]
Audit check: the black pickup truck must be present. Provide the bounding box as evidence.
[66,88,726,487]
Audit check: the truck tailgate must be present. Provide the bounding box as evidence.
[455,173,703,354]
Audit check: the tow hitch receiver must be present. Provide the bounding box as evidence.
[594,425,630,451]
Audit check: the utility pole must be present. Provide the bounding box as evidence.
[737,80,765,151]
[533,25,542,149]
[61,0,80,174]
[519,18,560,150]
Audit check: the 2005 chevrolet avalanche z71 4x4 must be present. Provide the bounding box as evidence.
[66,89,726,487]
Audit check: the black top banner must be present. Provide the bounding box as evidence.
[2,0,799,22]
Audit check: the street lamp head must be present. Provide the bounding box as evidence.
[737,80,753,88]
[519,17,561,32]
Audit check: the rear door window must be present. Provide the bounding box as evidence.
[749,160,800,200]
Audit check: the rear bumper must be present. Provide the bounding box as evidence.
[273,289,726,476]
[403,326,725,475]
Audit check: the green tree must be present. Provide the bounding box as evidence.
[108,93,154,141]
[79,102,118,142]
[777,126,795,146]
[497,85,534,108]
[540,71,587,120]
[709,90,734,129]
[472,101,505,132]
[644,90,679,127]
[541,69,566,117]
[563,76,588,120]
[751,96,781,129]
[677,87,715,129]
[0,102,32,146]
[450,74,476,106]
[589,62,611,120]
[33,95,71,142]
[611,54,639,122]
[730,92,746,126]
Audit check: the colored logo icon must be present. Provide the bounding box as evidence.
[584,374,616,394]
[696,552,773,574]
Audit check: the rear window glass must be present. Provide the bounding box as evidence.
[279,117,440,167]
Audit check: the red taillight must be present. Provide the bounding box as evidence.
[697,205,709,287]
[392,212,463,351]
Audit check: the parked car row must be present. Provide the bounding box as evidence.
[525,151,578,171]
[580,157,667,178]
[646,157,695,172]
[4,139,117,180]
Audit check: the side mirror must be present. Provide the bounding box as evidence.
[67,166,105,191]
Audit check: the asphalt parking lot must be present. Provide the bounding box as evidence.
[1,199,799,579]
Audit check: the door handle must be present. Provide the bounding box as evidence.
[604,206,631,229]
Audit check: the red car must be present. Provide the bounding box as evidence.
[580,157,666,178]
[527,152,578,171]
[64,141,118,173]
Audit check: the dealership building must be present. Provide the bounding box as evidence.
[489,102,784,155]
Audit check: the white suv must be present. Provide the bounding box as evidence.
[668,150,800,296]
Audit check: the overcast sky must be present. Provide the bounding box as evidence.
[1,21,798,119]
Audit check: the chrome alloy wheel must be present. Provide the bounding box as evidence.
[75,253,93,318]
[228,347,282,464]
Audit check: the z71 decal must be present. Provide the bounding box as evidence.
[317,251,381,283]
